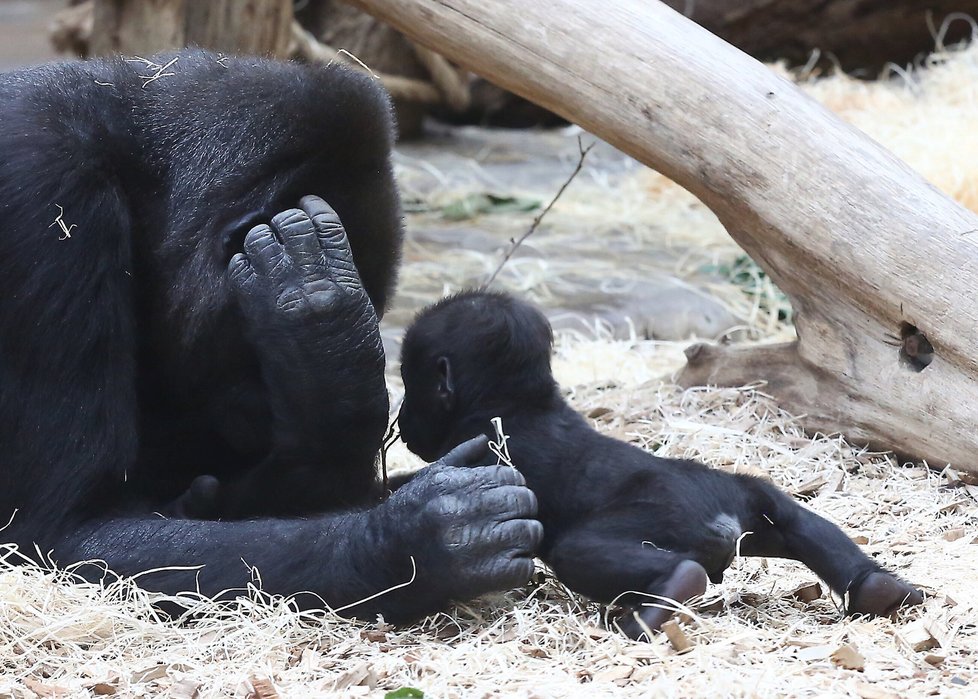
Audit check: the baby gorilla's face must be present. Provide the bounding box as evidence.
[398,358,452,462]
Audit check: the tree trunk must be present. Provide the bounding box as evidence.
[91,0,186,56]
[347,0,978,474]
[91,0,292,57]
[661,0,978,73]
[185,0,291,57]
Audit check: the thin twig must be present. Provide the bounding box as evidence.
[483,136,594,288]
[380,419,400,497]
[488,417,514,468]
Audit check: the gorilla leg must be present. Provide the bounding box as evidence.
[736,477,922,615]
[546,519,708,640]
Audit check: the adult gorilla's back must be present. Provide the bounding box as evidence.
[0,51,541,622]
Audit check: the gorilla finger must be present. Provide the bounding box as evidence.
[271,207,323,271]
[465,464,528,488]
[470,485,538,521]
[438,435,491,469]
[486,518,544,555]
[479,555,536,591]
[299,196,360,288]
[228,253,257,291]
[243,223,289,277]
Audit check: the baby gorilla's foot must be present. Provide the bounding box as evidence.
[848,571,923,616]
[617,560,709,640]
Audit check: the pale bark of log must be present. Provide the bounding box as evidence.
[347,0,978,473]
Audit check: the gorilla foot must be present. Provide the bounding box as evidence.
[847,571,923,617]
[617,560,709,640]
[163,475,221,519]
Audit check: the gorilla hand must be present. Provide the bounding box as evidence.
[228,195,382,359]
[375,436,543,622]
[226,196,387,459]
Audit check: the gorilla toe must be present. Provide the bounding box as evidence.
[618,560,708,640]
[848,571,923,617]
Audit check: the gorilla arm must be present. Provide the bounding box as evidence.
[205,196,391,517]
[65,439,541,623]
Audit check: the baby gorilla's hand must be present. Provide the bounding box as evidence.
[382,437,543,617]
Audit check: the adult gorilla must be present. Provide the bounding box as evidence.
[0,51,541,622]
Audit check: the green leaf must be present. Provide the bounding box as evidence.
[385,688,425,699]
[440,193,541,221]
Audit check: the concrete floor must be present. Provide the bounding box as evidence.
[0,0,67,70]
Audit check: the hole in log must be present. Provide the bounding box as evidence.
[898,322,934,372]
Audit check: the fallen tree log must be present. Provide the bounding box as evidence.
[347,0,978,473]
[660,0,978,73]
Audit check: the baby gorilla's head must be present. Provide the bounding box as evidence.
[398,290,556,461]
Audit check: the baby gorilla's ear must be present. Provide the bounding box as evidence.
[436,356,455,411]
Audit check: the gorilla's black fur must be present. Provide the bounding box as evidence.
[0,52,540,622]
[398,290,923,637]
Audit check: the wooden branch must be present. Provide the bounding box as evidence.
[346,0,978,473]
[289,22,444,105]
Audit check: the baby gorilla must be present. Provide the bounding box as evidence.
[398,290,923,639]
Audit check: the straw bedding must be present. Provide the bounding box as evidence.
[3,41,978,699]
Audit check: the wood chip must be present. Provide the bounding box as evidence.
[585,626,613,640]
[249,677,280,699]
[331,664,374,691]
[23,679,71,698]
[661,619,691,653]
[924,651,947,666]
[796,644,833,662]
[90,683,117,696]
[898,620,939,652]
[131,665,169,684]
[851,535,870,545]
[817,470,844,495]
[789,581,823,604]
[694,597,725,614]
[168,679,200,699]
[854,683,900,699]
[593,665,633,683]
[943,526,973,542]
[791,475,827,497]
[924,618,953,649]
[519,644,550,659]
[830,643,865,671]
[587,406,614,419]
[952,469,978,486]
